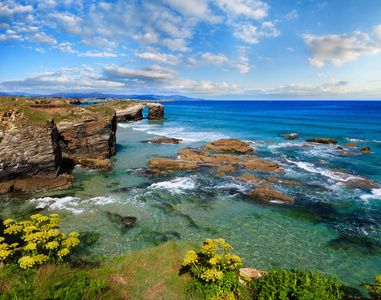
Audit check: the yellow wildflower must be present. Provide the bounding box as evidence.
[24,225,37,233]
[24,243,37,251]
[50,214,59,218]
[201,239,217,254]
[0,243,9,250]
[3,219,15,227]
[30,214,42,220]
[182,250,198,266]
[201,269,224,282]
[4,224,23,234]
[209,257,219,265]
[0,249,11,260]
[0,237,4,243]
[47,229,60,237]
[57,248,70,258]
[69,232,80,238]
[213,238,225,245]
[62,237,80,248]
[221,243,233,251]
[45,241,59,250]
[33,254,48,265]
[18,256,35,269]
[225,253,242,268]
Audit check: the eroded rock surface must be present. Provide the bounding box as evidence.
[243,159,285,174]
[201,139,254,154]
[142,136,182,144]
[249,187,294,202]
[306,138,338,145]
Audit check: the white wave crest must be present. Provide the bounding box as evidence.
[29,196,84,214]
[149,176,196,194]
[360,188,381,201]
[345,138,367,143]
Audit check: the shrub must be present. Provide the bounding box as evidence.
[248,268,345,300]
[181,238,245,299]
[0,214,80,269]
[361,275,381,299]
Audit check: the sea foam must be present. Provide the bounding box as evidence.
[149,176,197,194]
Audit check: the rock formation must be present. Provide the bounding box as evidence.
[249,187,294,202]
[147,103,165,120]
[344,143,359,148]
[361,146,371,153]
[306,138,338,145]
[201,139,254,154]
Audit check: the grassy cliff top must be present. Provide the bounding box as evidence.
[92,100,144,110]
[0,96,115,129]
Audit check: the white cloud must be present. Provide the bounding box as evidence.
[287,47,294,52]
[54,41,77,54]
[78,51,117,57]
[134,50,182,65]
[304,28,381,67]
[160,38,189,51]
[26,32,57,44]
[215,0,269,20]
[235,64,251,73]
[373,25,381,41]
[234,21,280,44]
[0,33,23,41]
[201,52,229,66]
[285,9,298,20]
[103,65,178,82]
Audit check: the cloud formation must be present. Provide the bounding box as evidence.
[304,26,381,67]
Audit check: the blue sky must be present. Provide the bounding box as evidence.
[1,0,381,99]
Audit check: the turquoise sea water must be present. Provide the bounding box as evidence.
[1,100,381,295]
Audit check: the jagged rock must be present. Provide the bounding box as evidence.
[249,187,294,202]
[361,146,371,153]
[331,170,379,188]
[243,159,285,174]
[121,216,137,227]
[217,164,236,173]
[147,103,166,120]
[237,174,262,184]
[344,143,359,148]
[216,172,226,177]
[178,148,248,164]
[148,158,198,171]
[306,138,338,145]
[142,136,182,144]
[266,176,302,186]
[201,139,254,154]
[337,146,344,150]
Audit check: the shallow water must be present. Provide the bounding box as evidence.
[1,100,381,295]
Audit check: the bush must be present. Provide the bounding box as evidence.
[181,238,245,299]
[361,275,381,299]
[248,268,345,300]
[0,214,80,269]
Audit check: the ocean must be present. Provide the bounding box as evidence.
[1,100,381,294]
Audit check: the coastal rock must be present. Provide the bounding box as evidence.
[361,146,371,153]
[147,103,166,120]
[266,176,302,186]
[284,136,299,140]
[249,187,294,202]
[56,107,116,162]
[201,139,254,154]
[217,163,236,173]
[337,146,344,150]
[344,143,359,148]
[237,174,262,184]
[114,103,145,122]
[142,136,182,144]
[243,159,285,174]
[239,268,268,283]
[331,170,379,188]
[306,138,338,145]
[77,158,113,171]
[148,158,197,171]
[178,148,248,164]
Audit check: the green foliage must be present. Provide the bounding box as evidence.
[181,238,245,299]
[0,263,115,300]
[361,275,381,299]
[248,268,345,300]
[0,214,80,269]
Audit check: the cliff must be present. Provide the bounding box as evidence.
[0,97,116,194]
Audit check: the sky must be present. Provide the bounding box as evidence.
[1,0,381,99]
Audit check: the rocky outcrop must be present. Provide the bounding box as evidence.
[115,103,145,122]
[344,143,359,148]
[266,176,302,186]
[142,136,182,144]
[148,158,197,171]
[201,139,254,154]
[147,103,165,120]
[361,146,371,153]
[243,159,285,174]
[0,116,74,194]
[284,135,298,140]
[306,138,338,145]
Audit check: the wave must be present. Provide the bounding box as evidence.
[149,176,197,194]
[29,196,84,214]
[360,188,381,201]
[345,137,367,143]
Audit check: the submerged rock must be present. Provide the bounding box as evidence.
[201,138,254,154]
[266,176,302,186]
[331,170,379,188]
[284,136,299,140]
[306,138,338,145]
[148,158,198,171]
[105,211,137,229]
[249,187,294,202]
[141,136,182,144]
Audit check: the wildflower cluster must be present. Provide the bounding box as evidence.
[0,214,80,269]
[182,238,244,299]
